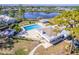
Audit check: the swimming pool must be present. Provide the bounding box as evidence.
[23,24,42,30]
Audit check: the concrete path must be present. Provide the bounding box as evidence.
[29,43,42,55]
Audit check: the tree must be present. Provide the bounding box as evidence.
[49,10,79,39]
[5,38,14,50]
[8,8,15,17]
[18,5,25,18]
[12,24,21,32]
[0,6,3,15]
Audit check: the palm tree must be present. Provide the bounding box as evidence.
[5,38,14,50]
[10,23,21,32]
[0,6,2,15]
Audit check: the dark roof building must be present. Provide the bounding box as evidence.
[0,29,16,37]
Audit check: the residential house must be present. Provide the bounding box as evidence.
[0,15,17,25]
[38,27,70,44]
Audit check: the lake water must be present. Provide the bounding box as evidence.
[23,12,59,19]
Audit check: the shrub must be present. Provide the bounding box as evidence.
[15,48,28,55]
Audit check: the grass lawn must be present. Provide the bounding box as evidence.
[0,40,39,55]
[19,20,37,27]
[34,40,71,55]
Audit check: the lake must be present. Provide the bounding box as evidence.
[23,12,59,19]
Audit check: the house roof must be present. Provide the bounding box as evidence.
[38,26,59,37]
[39,19,49,23]
[0,29,16,37]
[0,15,17,24]
[38,26,70,44]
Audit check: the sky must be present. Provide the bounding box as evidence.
[0,4,79,6]
[0,0,79,4]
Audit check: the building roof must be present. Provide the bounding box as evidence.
[0,29,16,37]
[38,26,59,42]
[38,26,70,44]
[38,26,59,37]
[0,15,17,24]
[39,19,49,23]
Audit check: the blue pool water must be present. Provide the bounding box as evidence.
[23,24,42,30]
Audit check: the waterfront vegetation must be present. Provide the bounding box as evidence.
[49,10,79,39]
[48,10,79,54]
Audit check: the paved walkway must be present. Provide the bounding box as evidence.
[29,43,42,55]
